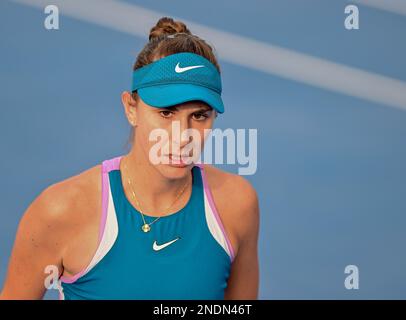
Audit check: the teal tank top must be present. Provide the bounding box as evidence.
[58,155,235,299]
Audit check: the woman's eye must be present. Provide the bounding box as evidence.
[192,113,209,121]
[160,110,173,118]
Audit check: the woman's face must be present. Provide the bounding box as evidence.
[122,92,217,179]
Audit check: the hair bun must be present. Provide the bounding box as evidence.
[149,17,191,41]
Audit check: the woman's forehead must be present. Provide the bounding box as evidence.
[143,100,212,112]
[165,101,212,111]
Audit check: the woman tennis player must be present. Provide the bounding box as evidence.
[0,17,259,300]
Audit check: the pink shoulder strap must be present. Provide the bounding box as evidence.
[99,155,123,242]
[197,163,236,262]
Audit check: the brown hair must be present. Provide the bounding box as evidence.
[125,17,220,150]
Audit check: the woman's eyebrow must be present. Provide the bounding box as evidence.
[192,107,212,113]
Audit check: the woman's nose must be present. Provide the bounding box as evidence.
[168,119,194,152]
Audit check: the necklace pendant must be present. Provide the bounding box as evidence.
[142,223,151,233]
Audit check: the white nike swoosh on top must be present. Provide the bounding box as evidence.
[175,62,204,73]
[152,237,181,251]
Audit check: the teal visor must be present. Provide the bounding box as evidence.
[131,52,224,113]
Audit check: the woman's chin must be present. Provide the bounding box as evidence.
[158,163,193,179]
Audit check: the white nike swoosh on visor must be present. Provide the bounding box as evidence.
[152,237,181,251]
[175,62,204,73]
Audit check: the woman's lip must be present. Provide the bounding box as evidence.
[167,154,191,166]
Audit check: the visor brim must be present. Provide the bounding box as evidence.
[136,83,224,114]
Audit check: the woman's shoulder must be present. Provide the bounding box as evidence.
[200,164,258,207]
[11,163,103,272]
[26,163,103,230]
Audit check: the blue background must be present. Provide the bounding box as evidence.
[1,0,405,299]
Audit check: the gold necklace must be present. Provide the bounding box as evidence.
[123,161,190,233]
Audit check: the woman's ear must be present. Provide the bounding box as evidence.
[121,91,137,127]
